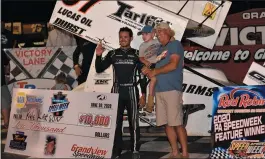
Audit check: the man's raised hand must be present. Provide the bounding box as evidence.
[96,42,105,56]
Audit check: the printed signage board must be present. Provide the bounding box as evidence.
[211,86,265,158]
[5,46,80,88]
[5,88,119,158]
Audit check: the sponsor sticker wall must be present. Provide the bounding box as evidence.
[185,8,265,84]
[5,88,119,158]
[5,46,81,90]
[49,0,188,50]
[210,86,265,158]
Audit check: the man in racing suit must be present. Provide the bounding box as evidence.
[95,27,146,159]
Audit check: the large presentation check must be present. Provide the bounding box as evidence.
[5,88,119,158]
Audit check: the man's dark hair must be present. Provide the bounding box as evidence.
[47,136,56,144]
[119,27,133,37]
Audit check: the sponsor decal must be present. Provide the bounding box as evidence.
[182,83,213,96]
[218,88,265,108]
[227,140,265,158]
[248,71,265,85]
[97,94,107,101]
[78,113,111,128]
[48,92,70,114]
[114,59,134,65]
[9,131,27,150]
[15,92,43,108]
[26,95,43,105]
[91,102,112,109]
[202,2,217,20]
[95,132,110,139]
[94,72,110,79]
[108,1,172,30]
[42,92,70,123]
[44,135,57,156]
[53,17,87,35]
[16,81,37,89]
[14,121,66,133]
[71,144,107,159]
[94,79,110,85]
[53,0,100,35]
[16,92,26,108]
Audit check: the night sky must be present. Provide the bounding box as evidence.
[1,1,264,23]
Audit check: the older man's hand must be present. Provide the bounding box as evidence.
[141,66,150,75]
[142,66,157,78]
[146,70,157,78]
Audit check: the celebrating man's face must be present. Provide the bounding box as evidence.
[119,31,132,48]
[155,28,170,43]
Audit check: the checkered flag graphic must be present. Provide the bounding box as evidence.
[42,52,78,88]
[210,148,231,159]
[8,61,27,83]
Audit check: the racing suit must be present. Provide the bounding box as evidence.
[95,48,147,155]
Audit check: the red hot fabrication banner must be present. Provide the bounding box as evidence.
[185,8,265,83]
[211,86,265,158]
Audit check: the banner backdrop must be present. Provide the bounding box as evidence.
[5,88,119,158]
[49,0,188,50]
[185,8,265,84]
[210,86,265,158]
[148,0,232,49]
[5,46,81,89]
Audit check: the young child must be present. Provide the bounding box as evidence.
[51,72,72,91]
[138,25,161,113]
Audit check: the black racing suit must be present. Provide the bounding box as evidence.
[73,37,97,85]
[95,48,147,155]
